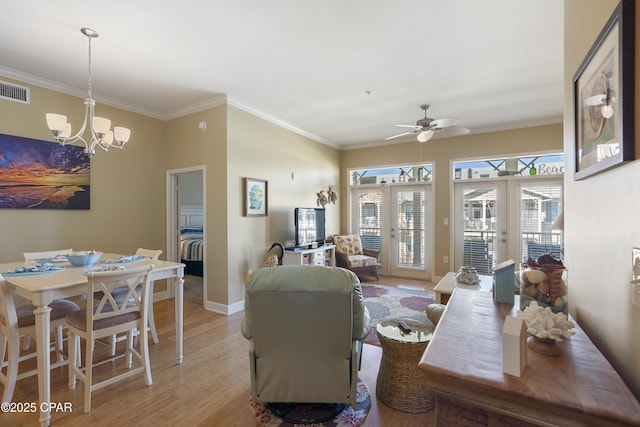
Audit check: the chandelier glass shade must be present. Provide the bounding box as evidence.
[46,28,130,157]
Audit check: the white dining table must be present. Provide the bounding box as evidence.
[0,253,185,427]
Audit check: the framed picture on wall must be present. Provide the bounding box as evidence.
[243,177,268,216]
[572,0,635,180]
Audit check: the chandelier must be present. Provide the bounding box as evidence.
[45,28,131,157]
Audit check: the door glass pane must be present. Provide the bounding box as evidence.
[520,184,563,262]
[395,190,425,268]
[462,187,497,274]
[356,191,382,251]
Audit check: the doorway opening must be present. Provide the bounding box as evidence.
[166,166,206,305]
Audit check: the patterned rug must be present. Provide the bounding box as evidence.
[362,284,436,345]
[250,378,371,427]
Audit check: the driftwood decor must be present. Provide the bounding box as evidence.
[317,185,338,208]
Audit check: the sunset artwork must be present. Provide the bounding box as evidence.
[0,133,90,209]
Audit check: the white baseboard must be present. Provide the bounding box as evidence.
[154,290,169,301]
[204,299,244,315]
[153,290,245,316]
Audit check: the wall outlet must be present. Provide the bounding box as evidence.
[443,255,449,263]
[443,217,449,225]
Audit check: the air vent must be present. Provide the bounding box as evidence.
[0,80,30,104]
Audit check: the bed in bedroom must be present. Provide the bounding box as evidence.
[180,226,204,276]
[180,205,204,277]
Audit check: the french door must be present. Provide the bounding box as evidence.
[453,181,507,274]
[453,177,563,273]
[351,183,432,279]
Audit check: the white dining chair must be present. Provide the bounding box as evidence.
[0,277,80,404]
[21,248,75,358]
[135,248,162,344]
[22,248,73,261]
[67,265,155,412]
[105,248,163,355]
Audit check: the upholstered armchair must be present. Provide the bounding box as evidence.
[333,234,380,281]
[263,242,284,267]
[242,265,370,408]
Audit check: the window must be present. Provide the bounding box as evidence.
[351,164,433,185]
[453,154,564,180]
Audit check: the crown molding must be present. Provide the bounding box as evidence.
[0,66,167,120]
[226,96,337,148]
[160,95,228,121]
[0,66,338,147]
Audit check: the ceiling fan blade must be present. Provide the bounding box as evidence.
[395,124,420,128]
[430,118,457,128]
[385,131,413,140]
[434,126,470,138]
[585,94,606,106]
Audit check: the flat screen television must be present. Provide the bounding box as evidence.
[294,208,326,248]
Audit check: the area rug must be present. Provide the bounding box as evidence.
[250,378,371,427]
[362,284,436,345]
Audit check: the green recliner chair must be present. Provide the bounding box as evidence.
[241,265,370,408]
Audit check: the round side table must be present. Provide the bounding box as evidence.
[375,318,435,413]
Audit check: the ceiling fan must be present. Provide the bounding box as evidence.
[386,104,469,142]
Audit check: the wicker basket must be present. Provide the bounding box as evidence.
[375,318,435,413]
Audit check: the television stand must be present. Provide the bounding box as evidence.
[283,244,336,266]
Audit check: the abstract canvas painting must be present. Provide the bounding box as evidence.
[0,133,90,209]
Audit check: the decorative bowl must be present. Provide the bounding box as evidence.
[67,251,102,267]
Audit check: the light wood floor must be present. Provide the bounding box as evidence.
[3,276,437,426]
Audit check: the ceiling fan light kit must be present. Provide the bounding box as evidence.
[417,130,434,142]
[386,104,469,143]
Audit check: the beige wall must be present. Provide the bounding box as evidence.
[227,105,341,304]
[164,104,342,307]
[0,78,165,261]
[565,0,640,398]
[340,124,563,279]
[164,105,229,304]
[178,171,204,205]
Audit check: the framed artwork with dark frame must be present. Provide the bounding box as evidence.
[243,177,268,216]
[572,0,635,180]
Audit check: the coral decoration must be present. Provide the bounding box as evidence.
[517,303,575,342]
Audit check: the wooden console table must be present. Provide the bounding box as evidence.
[418,289,640,426]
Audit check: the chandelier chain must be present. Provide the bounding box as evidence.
[87,35,92,100]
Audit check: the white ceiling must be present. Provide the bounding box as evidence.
[0,0,564,149]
